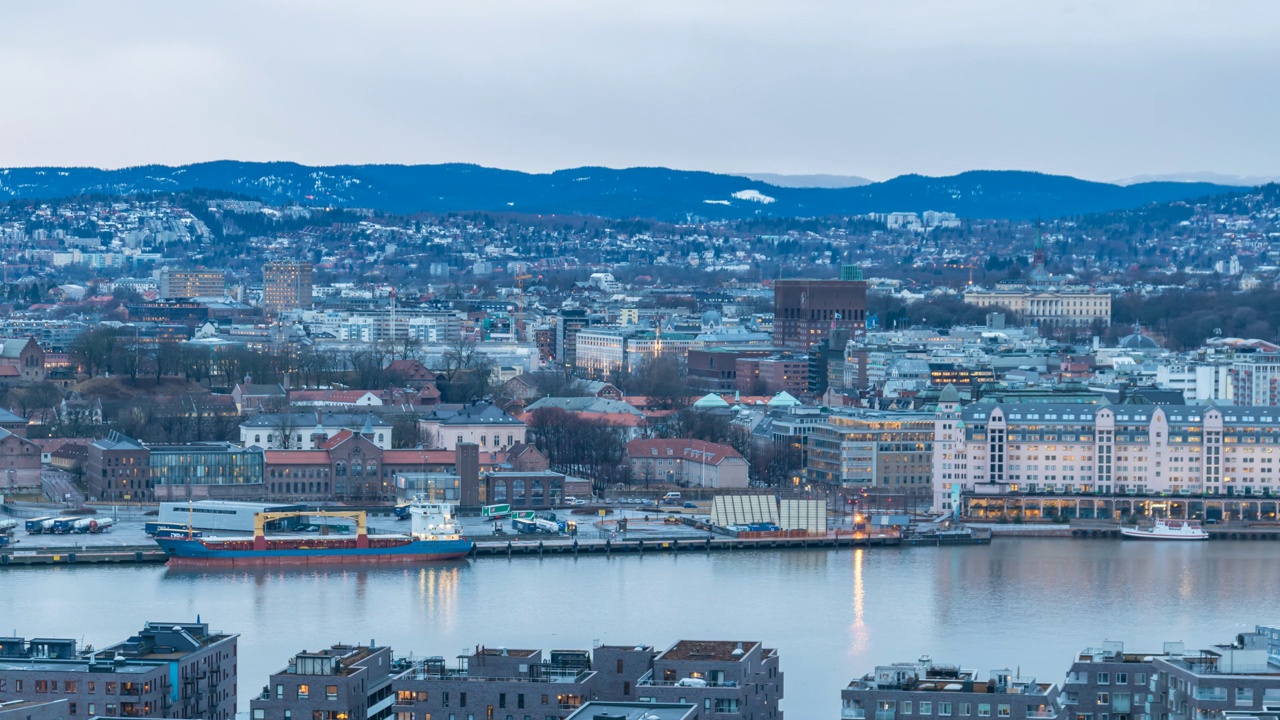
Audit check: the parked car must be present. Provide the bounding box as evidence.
[683,501,697,509]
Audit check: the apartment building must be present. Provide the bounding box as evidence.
[1060,641,1164,720]
[841,658,1059,720]
[263,262,313,314]
[1230,354,1280,406]
[0,621,238,720]
[932,395,1280,516]
[250,644,395,720]
[387,640,780,720]
[158,267,226,300]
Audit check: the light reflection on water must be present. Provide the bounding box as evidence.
[2,540,1276,719]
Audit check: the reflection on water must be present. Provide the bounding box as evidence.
[3,541,1278,720]
[850,548,868,654]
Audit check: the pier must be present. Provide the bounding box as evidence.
[0,544,169,566]
[469,530,901,558]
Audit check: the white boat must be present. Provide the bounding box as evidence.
[1120,518,1208,541]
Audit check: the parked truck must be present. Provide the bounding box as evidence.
[52,517,83,534]
[0,518,17,535]
[25,517,55,534]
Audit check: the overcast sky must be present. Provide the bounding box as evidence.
[2,0,1278,181]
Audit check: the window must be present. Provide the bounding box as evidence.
[88,705,96,716]
[286,711,292,720]
[69,703,77,715]
[979,704,991,717]
[277,685,284,699]
[962,704,972,717]
[921,703,933,715]
[327,685,338,700]
[1237,688,1254,705]
[299,684,310,699]
[1098,694,1110,705]
[518,695,524,710]
[940,703,953,716]
[500,694,507,709]
[1098,673,1110,685]
[1116,674,1127,685]
[460,692,466,707]
[904,702,913,714]
[254,711,266,720]
[65,681,76,693]
[998,706,1010,718]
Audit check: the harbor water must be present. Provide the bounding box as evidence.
[2,539,1276,719]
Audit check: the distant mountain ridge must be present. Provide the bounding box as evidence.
[0,161,1251,220]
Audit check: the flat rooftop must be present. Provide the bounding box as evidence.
[564,701,697,720]
[658,640,757,662]
[476,648,539,658]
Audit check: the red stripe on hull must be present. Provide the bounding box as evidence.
[165,552,472,566]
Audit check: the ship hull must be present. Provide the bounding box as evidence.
[156,536,474,565]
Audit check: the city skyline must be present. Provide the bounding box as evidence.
[1,1,1278,182]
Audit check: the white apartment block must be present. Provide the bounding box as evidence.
[933,400,1280,512]
[1156,362,1233,403]
[1231,354,1280,406]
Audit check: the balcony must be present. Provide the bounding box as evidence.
[1193,689,1227,702]
[876,711,897,720]
[842,709,867,719]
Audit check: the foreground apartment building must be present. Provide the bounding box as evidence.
[848,625,1280,720]
[253,640,782,720]
[841,658,1059,720]
[0,620,238,720]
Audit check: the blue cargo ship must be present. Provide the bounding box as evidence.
[154,500,473,566]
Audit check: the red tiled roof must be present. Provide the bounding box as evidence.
[625,438,743,465]
[264,450,331,465]
[320,429,355,449]
[381,450,456,465]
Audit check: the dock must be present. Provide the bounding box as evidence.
[0,545,169,566]
[469,531,901,557]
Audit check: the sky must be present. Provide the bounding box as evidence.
[1,0,1278,182]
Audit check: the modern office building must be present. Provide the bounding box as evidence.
[158,267,226,300]
[0,620,238,720]
[772,277,868,351]
[807,409,935,503]
[148,442,265,501]
[573,328,698,380]
[841,657,1059,720]
[263,262,313,314]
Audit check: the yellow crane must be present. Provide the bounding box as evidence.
[253,510,369,549]
[514,263,533,342]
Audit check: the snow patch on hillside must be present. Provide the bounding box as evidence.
[732,189,775,204]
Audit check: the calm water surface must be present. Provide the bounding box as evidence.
[3,539,1277,719]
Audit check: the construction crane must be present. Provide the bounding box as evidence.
[514,263,533,342]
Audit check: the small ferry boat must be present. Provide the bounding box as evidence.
[1120,518,1208,541]
[155,498,473,565]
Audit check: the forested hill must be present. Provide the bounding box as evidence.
[0,162,1247,220]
